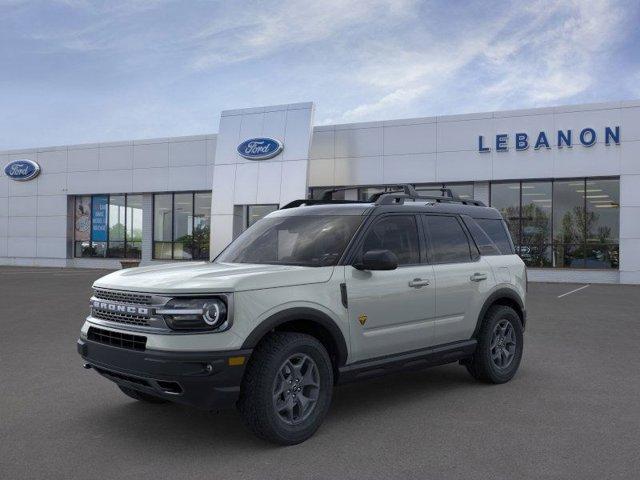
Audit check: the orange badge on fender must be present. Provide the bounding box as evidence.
[358,314,367,326]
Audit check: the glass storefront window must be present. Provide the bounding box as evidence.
[74,194,143,259]
[194,192,212,260]
[153,193,172,259]
[153,191,211,261]
[247,204,278,228]
[108,195,126,258]
[488,177,619,269]
[311,183,475,202]
[521,181,552,267]
[173,193,194,260]
[585,179,619,268]
[490,182,521,253]
[126,195,143,259]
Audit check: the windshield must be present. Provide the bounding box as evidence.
[216,215,363,267]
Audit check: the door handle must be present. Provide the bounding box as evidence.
[470,272,488,282]
[409,278,430,288]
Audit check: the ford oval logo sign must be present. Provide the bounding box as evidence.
[237,138,283,160]
[4,159,41,181]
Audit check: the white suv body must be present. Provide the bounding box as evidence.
[78,190,526,445]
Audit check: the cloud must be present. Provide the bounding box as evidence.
[0,0,637,149]
[335,0,630,122]
[189,0,418,70]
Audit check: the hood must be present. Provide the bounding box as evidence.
[93,262,335,294]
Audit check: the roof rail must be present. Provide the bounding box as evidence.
[280,184,486,209]
[280,199,369,209]
[374,185,485,206]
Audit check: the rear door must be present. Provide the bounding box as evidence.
[422,214,493,344]
[345,214,436,363]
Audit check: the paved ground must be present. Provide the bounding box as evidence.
[1,267,640,480]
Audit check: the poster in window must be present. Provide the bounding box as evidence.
[74,196,91,241]
[91,195,108,242]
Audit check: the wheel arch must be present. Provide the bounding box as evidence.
[473,288,526,338]
[241,307,349,373]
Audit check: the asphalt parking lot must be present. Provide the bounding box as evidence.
[1,267,640,480]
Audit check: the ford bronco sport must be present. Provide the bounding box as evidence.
[77,185,526,445]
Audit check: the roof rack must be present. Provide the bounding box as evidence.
[373,185,485,206]
[280,184,485,210]
[280,199,369,209]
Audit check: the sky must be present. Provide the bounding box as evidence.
[1,0,639,150]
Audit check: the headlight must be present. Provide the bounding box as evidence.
[158,297,229,332]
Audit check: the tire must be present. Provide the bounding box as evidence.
[238,332,334,445]
[118,385,169,404]
[466,305,523,384]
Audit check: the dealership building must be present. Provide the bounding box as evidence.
[1,100,640,284]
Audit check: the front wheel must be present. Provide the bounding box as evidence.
[466,305,523,384]
[238,332,334,445]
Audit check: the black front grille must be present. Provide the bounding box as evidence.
[88,327,147,351]
[93,289,152,305]
[92,309,151,327]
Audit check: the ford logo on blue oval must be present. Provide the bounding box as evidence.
[237,137,283,160]
[4,159,41,181]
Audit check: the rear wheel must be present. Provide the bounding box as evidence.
[238,332,333,445]
[466,305,523,384]
[118,385,168,404]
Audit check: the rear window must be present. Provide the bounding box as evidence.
[474,218,514,254]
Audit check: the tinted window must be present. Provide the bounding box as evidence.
[476,218,514,254]
[360,215,420,265]
[217,215,363,267]
[463,217,499,256]
[424,215,471,263]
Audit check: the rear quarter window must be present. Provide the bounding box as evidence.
[474,218,514,255]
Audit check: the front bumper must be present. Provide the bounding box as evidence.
[77,338,251,410]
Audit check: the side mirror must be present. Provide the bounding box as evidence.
[354,249,399,271]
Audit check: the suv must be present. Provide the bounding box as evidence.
[77,186,526,445]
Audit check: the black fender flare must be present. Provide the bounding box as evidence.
[241,307,349,367]
[473,288,526,337]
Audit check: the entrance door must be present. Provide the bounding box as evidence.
[345,214,436,363]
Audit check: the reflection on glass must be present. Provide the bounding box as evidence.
[358,187,385,201]
[154,242,172,260]
[247,204,278,227]
[585,179,619,268]
[554,244,585,268]
[154,194,172,242]
[521,182,552,267]
[193,193,212,260]
[152,192,213,261]
[553,180,586,246]
[74,194,143,259]
[446,183,474,199]
[490,183,520,251]
[174,193,193,260]
[126,195,143,259]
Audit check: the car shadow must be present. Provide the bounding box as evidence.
[80,364,479,451]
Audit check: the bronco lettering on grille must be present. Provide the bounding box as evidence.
[91,300,150,316]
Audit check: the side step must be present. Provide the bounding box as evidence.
[337,339,477,384]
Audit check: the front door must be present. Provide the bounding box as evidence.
[345,214,436,363]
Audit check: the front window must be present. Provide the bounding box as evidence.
[217,215,363,267]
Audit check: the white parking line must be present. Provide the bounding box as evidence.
[557,284,590,298]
